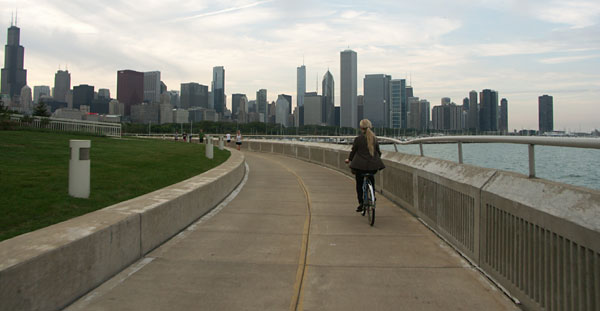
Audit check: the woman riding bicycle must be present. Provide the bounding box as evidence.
[344,119,385,212]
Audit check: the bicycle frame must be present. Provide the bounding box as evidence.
[361,173,376,226]
[362,176,375,206]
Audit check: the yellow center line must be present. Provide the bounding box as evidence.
[287,169,311,311]
[253,153,311,311]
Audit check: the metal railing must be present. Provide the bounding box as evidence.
[244,134,600,178]
[9,114,122,137]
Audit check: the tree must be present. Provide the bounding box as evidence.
[33,102,50,117]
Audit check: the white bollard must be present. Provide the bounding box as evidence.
[69,140,91,198]
[218,136,224,150]
[205,135,213,159]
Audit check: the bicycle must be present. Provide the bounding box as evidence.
[360,173,376,226]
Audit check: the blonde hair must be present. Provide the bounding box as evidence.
[359,119,376,156]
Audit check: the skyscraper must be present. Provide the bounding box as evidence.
[167,90,180,108]
[340,49,357,128]
[257,89,267,122]
[117,70,144,116]
[98,88,110,99]
[232,93,247,118]
[144,71,161,103]
[212,66,225,114]
[20,85,32,114]
[405,85,413,98]
[322,70,334,126]
[539,95,553,133]
[297,65,306,108]
[73,84,94,110]
[479,89,498,132]
[276,95,291,127]
[499,98,508,133]
[432,102,464,131]
[390,79,406,129]
[364,74,391,128]
[463,97,470,111]
[282,94,292,115]
[407,97,422,130]
[467,90,478,130]
[180,83,208,109]
[303,92,323,126]
[1,22,27,99]
[419,99,431,130]
[357,95,364,122]
[33,85,51,103]
[54,70,71,103]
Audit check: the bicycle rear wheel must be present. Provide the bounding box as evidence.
[366,184,375,226]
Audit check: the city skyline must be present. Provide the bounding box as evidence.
[2,0,599,131]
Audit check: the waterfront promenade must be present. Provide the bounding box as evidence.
[66,151,517,311]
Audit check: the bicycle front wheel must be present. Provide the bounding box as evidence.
[366,184,375,226]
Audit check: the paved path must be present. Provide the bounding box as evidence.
[66,151,518,311]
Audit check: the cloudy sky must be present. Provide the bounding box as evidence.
[3,0,600,131]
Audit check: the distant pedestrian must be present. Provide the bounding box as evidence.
[174,130,179,141]
[199,129,204,143]
[226,133,231,146]
[183,132,187,142]
[235,130,242,151]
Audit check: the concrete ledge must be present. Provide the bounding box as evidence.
[0,148,245,311]
[480,171,600,310]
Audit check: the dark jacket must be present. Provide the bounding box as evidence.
[349,134,385,171]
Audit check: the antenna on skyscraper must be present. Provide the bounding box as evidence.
[15,10,18,26]
[316,73,318,93]
[11,12,13,26]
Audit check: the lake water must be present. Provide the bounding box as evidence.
[380,143,600,191]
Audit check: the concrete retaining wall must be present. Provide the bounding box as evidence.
[242,139,600,311]
[0,149,245,311]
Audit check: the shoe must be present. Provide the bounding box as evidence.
[356,205,364,212]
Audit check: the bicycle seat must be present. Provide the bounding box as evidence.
[361,173,375,177]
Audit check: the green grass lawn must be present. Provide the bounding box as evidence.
[0,130,230,242]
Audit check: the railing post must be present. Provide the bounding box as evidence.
[393,143,398,152]
[419,143,424,157]
[458,142,463,164]
[528,144,535,178]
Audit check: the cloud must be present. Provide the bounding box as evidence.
[539,54,600,64]
[168,0,274,23]
[472,42,561,57]
[536,1,600,29]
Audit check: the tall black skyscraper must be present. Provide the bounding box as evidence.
[539,95,553,133]
[322,70,334,126]
[212,66,225,114]
[467,90,479,130]
[479,89,498,132]
[1,20,27,99]
[499,98,508,133]
[73,84,94,110]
